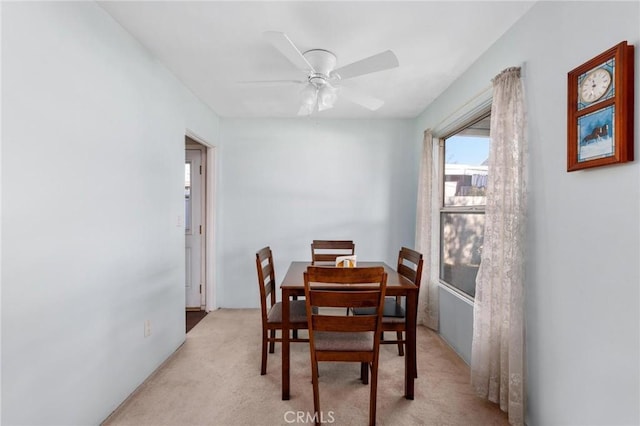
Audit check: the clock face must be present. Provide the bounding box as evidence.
[579,68,612,103]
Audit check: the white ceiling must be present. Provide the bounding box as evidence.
[98,1,535,119]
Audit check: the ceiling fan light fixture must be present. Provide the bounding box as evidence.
[298,103,315,116]
[317,84,338,111]
[298,83,318,115]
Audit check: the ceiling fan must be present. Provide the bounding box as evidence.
[245,31,399,116]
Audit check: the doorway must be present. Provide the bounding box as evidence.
[185,137,207,311]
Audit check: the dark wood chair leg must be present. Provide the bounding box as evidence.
[311,360,321,426]
[261,331,268,375]
[291,295,299,339]
[369,361,379,426]
[361,362,369,384]
[397,331,404,356]
[269,329,276,353]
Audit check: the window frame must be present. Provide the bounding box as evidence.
[437,110,491,300]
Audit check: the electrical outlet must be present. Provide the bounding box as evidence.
[144,319,152,337]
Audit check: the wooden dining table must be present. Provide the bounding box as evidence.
[280,261,418,400]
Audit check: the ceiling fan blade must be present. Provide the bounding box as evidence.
[263,31,314,72]
[331,50,399,80]
[340,86,384,111]
[237,79,306,87]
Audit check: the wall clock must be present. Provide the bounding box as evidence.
[567,41,634,171]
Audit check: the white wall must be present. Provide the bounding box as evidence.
[217,118,417,307]
[416,2,639,425]
[1,2,219,424]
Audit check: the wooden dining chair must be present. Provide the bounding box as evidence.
[304,266,387,426]
[310,240,355,265]
[255,246,310,375]
[351,247,423,375]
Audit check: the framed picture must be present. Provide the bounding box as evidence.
[567,41,634,171]
[576,105,615,163]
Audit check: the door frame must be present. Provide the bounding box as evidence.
[185,145,205,310]
[185,130,217,312]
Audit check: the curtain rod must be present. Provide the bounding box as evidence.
[429,63,526,135]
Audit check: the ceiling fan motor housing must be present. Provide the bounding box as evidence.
[303,49,337,85]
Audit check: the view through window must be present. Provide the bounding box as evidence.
[185,162,192,233]
[439,113,490,298]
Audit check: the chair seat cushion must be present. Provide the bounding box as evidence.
[267,300,308,324]
[313,331,374,351]
[382,315,406,324]
[351,297,405,318]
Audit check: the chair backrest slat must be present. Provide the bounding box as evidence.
[309,290,382,308]
[256,246,277,318]
[264,280,275,298]
[397,247,424,288]
[310,240,355,264]
[304,266,387,336]
[263,264,275,292]
[312,315,378,332]
[397,264,417,283]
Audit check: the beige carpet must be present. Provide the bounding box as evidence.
[102,309,508,426]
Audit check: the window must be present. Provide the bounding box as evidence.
[185,162,192,233]
[439,113,490,298]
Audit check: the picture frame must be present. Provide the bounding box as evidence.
[567,41,634,171]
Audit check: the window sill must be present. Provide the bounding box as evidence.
[438,280,474,306]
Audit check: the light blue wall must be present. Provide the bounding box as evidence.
[416,2,640,425]
[438,287,473,364]
[3,2,639,425]
[1,3,220,424]
[217,118,418,307]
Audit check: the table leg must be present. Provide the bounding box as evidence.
[282,289,291,400]
[405,291,416,400]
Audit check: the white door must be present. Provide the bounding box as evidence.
[185,148,204,309]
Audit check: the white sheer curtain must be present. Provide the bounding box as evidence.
[471,67,527,425]
[415,130,438,330]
